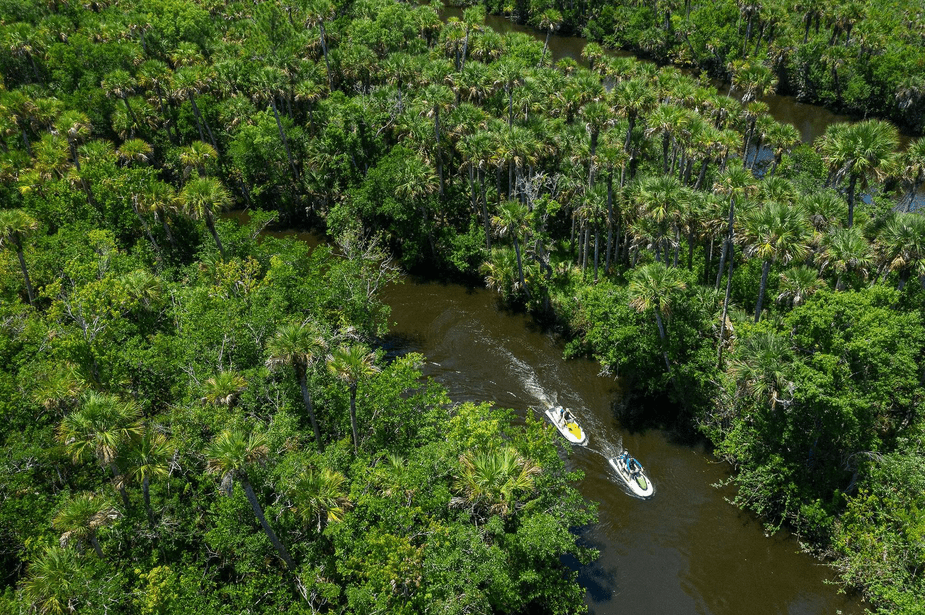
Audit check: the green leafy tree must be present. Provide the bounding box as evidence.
[0,208,39,305]
[266,322,327,451]
[53,493,120,558]
[206,429,295,570]
[178,176,233,259]
[56,392,143,508]
[327,344,379,454]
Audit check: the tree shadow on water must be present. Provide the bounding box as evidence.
[611,393,707,448]
[563,527,620,611]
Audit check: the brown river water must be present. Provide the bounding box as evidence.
[226,205,867,613]
[379,279,865,615]
[229,20,895,609]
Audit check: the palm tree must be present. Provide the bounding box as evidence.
[125,429,171,528]
[535,9,562,65]
[288,466,350,532]
[880,137,925,212]
[53,110,95,205]
[418,83,455,197]
[53,493,120,558]
[481,248,519,301]
[171,65,218,151]
[628,262,687,380]
[777,265,826,307]
[302,0,335,91]
[613,78,657,154]
[384,52,416,113]
[765,121,801,175]
[117,138,153,167]
[179,140,218,179]
[56,392,143,508]
[101,70,139,137]
[137,59,178,145]
[266,322,327,451]
[178,176,232,259]
[743,201,812,322]
[728,330,795,410]
[327,344,379,454]
[201,370,247,407]
[393,150,439,259]
[802,189,846,233]
[33,363,86,416]
[819,119,899,228]
[0,208,39,305]
[821,226,872,289]
[206,429,295,570]
[713,165,758,290]
[874,212,925,289]
[492,199,531,297]
[451,447,540,523]
[20,546,84,615]
[251,66,299,182]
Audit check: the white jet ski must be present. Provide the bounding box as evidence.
[609,451,654,498]
[543,405,588,446]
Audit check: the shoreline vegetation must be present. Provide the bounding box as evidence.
[1,0,923,613]
[464,0,925,136]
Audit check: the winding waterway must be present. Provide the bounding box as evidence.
[228,205,868,613]
[231,21,900,609]
[379,278,865,615]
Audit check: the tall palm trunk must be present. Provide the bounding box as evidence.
[132,199,162,258]
[434,106,444,196]
[142,476,155,529]
[348,384,359,453]
[513,235,528,297]
[605,174,614,272]
[270,97,299,182]
[204,212,226,259]
[715,197,735,289]
[297,366,324,452]
[717,244,735,368]
[89,534,105,559]
[241,475,295,570]
[189,94,218,153]
[847,173,858,228]
[754,259,771,322]
[14,242,35,305]
[479,170,491,249]
[110,462,130,508]
[319,23,332,91]
[122,98,139,138]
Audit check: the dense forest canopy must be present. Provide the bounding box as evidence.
[1,0,924,613]
[475,0,925,134]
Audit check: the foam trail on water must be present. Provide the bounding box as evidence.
[499,348,551,407]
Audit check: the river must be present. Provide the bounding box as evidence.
[231,18,886,609]
[228,204,868,614]
[379,278,866,615]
